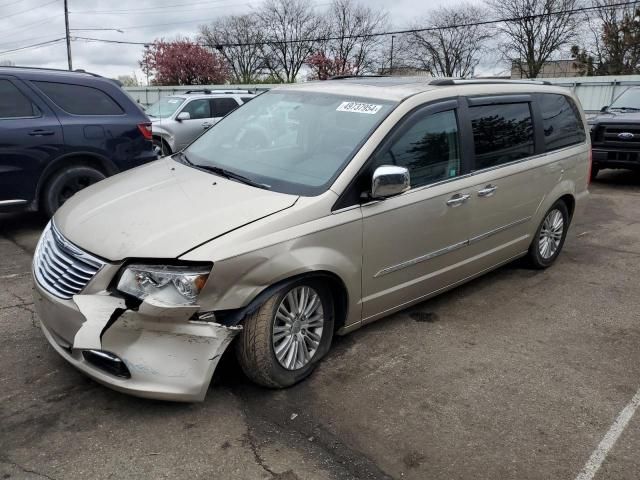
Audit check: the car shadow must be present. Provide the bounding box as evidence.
[592,168,640,188]
[0,211,48,239]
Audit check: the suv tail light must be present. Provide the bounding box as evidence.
[137,122,152,140]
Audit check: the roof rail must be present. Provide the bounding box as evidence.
[184,89,212,94]
[183,88,253,94]
[0,65,103,77]
[328,74,389,80]
[429,78,552,86]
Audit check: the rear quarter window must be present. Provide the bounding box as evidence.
[32,81,124,115]
[539,94,586,151]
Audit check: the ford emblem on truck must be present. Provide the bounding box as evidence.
[617,132,635,139]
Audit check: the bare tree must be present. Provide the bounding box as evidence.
[581,0,640,75]
[257,0,324,82]
[319,0,388,75]
[199,14,266,84]
[488,0,579,78]
[406,4,492,77]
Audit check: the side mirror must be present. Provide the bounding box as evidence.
[176,111,191,121]
[600,105,608,113]
[371,165,410,199]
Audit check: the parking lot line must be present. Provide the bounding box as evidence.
[575,388,640,480]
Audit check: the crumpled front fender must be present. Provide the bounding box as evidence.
[70,293,241,402]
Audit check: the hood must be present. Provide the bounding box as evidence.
[590,110,640,124]
[54,158,298,261]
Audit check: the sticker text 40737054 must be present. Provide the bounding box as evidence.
[336,101,382,114]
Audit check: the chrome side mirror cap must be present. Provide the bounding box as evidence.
[371,165,410,199]
[176,111,191,121]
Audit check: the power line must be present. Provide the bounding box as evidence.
[2,0,61,20]
[73,0,640,49]
[69,0,253,15]
[0,37,65,56]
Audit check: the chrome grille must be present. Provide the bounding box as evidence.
[33,222,105,299]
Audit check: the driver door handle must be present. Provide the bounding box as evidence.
[446,193,471,207]
[477,184,497,197]
[202,122,213,128]
[28,129,55,136]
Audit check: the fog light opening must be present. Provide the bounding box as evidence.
[82,350,131,379]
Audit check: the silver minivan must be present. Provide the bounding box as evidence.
[32,78,590,401]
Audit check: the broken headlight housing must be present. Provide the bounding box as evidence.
[117,264,211,305]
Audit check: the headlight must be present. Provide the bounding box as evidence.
[117,264,211,305]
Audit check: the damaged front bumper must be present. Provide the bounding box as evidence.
[33,284,241,402]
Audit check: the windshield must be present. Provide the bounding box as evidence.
[609,88,640,110]
[147,97,185,118]
[184,90,396,195]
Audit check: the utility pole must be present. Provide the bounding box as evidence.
[389,35,395,76]
[64,0,72,70]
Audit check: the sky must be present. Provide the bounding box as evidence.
[0,0,502,82]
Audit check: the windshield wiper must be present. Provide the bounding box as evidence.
[194,164,271,190]
[609,106,640,112]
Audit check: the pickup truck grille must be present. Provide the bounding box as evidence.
[33,222,105,299]
[595,124,640,148]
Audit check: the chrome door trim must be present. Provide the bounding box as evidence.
[374,239,469,278]
[373,216,532,278]
[0,199,27,206]
[468,216,532,245]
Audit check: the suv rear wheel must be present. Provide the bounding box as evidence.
[235,279,334,388]
[42,165,106,217]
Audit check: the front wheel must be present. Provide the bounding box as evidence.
[526,201,570,269]
[235,280,334,388]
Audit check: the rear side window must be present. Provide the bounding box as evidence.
[378,109,461,187]
[470,103,534,169]
[0,79,38,118]
[539,94,586,151]
[211,97,239,117]
[240,97,254,103]
[33,81,123,115]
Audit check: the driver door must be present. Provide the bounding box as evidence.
[361,100,475,322]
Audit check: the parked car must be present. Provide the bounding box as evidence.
[32,77,590,401]
[0,67,156,216]
[147,90,255,156]
[589,86,640,179]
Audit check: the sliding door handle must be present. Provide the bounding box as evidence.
[446,193,471,207]
[477,184,497,197]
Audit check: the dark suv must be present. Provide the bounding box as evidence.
[589,86,640,180]
[0,67,156,216]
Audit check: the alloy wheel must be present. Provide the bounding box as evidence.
[538,208,564,259]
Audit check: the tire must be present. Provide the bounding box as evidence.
[590,165,600,181]
[42,165,106,217]
[235,279,334,388]
[153,138,171,157]
[526,200,570,269]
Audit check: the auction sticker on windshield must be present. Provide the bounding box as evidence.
[337,101,382,114]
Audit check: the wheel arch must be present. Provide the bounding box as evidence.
[214,270,350,334]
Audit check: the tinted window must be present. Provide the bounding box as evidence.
[539,94,585,151]
[470,103,534,169]
[240,97,254,103]
[379,110,460,187]
[181,99,210,119]
[33,81,123,115]
[211,97,239,117]
[0,80,37,118]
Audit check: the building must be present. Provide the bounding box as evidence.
[511,59,583,79]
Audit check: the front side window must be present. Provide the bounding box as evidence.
[211,97,239,117]
[146,97,184,118]
[470,103,534,169]
[539,94,586,151]
[378,109,461,187]
[185,91,396,195]
[32,81,123,115]
[0,79,37,118]
[181,99,210,119]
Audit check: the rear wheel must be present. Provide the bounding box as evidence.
[235,279,334,388]
[526,200,570,269]
[41,165,106,217]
